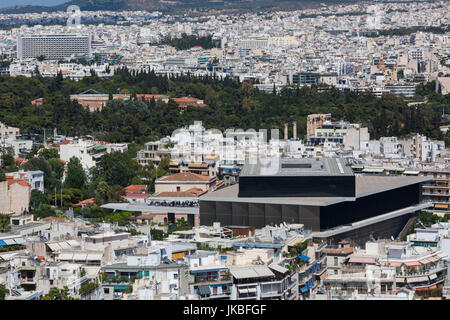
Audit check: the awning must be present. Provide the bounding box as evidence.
[58,242,71,250]
[14,238,25,245]
[0,240,6,247]
[66,240,80,247]
[404,170,420,175]
[47,243,62,251]
[427,256,439,263]
[58,253,73,260]
[437,252,448,259]
[73,253,88,260]
[269,263,288,274]
[238,288,248,294]
[86,253,103,261]
[348,257,376,264]
[198,285,211,296]
[247,287,257,294]
[287,237,304,246]
[362,168,384,173]
[388,262,402,267]
[415,284,437,291]
[298,255,310,261]
[319,270,328,280]
[3,239,16,245]
[403,261,421,267]
[419,259,432,265]
[429,274,437,280]
[407,276,429,283]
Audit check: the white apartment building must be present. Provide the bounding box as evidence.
[17,34,92,60]
[0,122,20,139]
[309,120,369,151]
[59,140,126,169]
[5,170,44,193]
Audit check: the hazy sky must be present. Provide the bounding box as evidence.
[0,0,69,8]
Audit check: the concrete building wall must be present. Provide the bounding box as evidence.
[155,182,210,193]
[60,143,96,169]
[0,181,10,213]
[0,181,30,214]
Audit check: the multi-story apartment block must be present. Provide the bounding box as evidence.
[136,140,172,166]
[229,265,297,300]
[0,122,20,139]
[308,120,370,150]
[421,168,450,215]
[0,179,31,215]
[306,114,332,138]
[5,170,44,193]
[17,34,92,60]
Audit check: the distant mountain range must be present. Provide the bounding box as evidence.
[0,0,358,14]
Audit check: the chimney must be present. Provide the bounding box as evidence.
[284,123,288,140]
[292,121,297,139]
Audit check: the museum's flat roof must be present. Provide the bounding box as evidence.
[199,175,432,206]
[240,157,354,177]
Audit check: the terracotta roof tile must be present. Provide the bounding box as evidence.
[7,179,31,187]
[125,185,148,193]
[157,172,214,182]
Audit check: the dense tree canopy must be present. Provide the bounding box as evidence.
[63,157,86,190]
[0,69,447,146]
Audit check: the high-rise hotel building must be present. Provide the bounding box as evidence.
[17,34,91,60]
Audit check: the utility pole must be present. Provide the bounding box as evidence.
[61,179,63,208]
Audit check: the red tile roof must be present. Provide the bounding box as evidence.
[7,179,31,187]
[56,140,71,146]
[153,187,206,198]
[157,172,214,182]
[74,198,95,207]
[173,97,200,103]
[136,94,164,99]
[125,192,150,198]
[124,185,148,193]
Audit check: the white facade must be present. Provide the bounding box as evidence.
[17,34,92,60]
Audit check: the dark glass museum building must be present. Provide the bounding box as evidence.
[199,157,432,244]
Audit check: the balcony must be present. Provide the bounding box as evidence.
[315,253,327,264]
[313,265,327,276]
[236,286,257,300]
[315,241,327,252]
[396,265,447,278]
[260,289,283,298]
[20,278,36,284]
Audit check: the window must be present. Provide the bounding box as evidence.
[334,257,338,266]
[104,288,110,294]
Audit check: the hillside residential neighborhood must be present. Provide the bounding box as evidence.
[0,0,450,303]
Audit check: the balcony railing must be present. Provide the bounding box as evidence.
[315,242,327,251]
[260,290,283,297]
[314,265,327,276]
[396,265,447,277]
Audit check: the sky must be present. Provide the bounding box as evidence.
[0,0,69,8]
